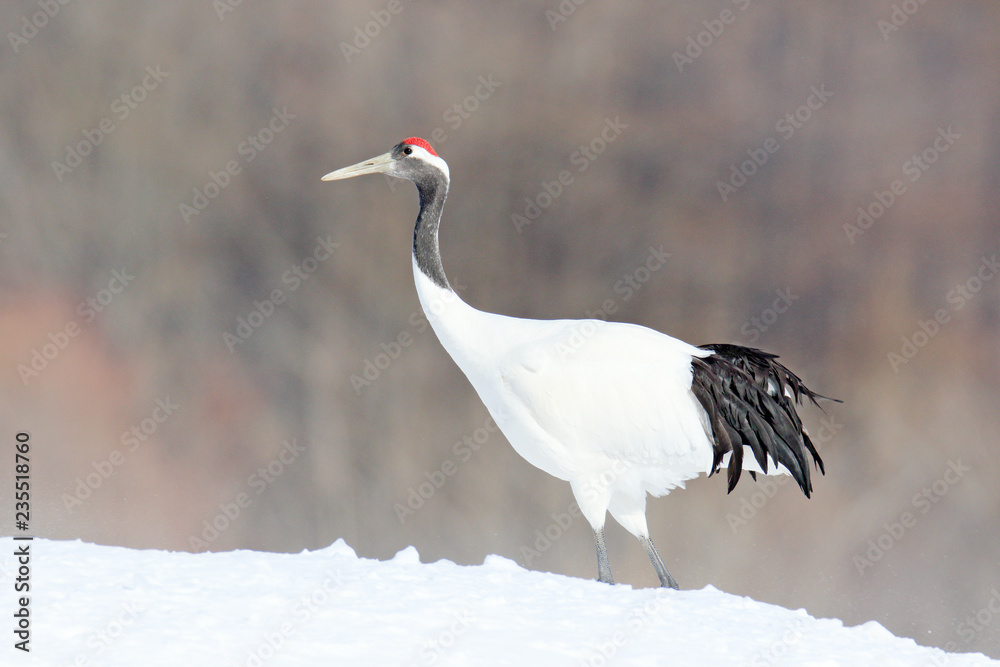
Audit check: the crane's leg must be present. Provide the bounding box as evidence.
[640,535,679,590]
[594,527,614,584]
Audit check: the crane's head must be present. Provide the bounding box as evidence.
[321,137,449,184]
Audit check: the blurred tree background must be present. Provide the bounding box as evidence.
[1,0,998,657]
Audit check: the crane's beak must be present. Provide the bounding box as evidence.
[321,151,395,181]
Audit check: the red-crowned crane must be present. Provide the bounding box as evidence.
[322,137,834,589]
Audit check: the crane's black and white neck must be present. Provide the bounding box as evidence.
[409,155,451,292]
[323,138,834,591]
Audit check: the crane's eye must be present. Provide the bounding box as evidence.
[403,146,413,155]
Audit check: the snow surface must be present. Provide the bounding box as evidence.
[1,537,995,666]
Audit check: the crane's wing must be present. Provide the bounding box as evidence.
[494,319,715,480]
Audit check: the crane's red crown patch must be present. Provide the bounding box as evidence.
[402,137,438,156]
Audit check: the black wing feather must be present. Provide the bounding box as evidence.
[691,344,836,497]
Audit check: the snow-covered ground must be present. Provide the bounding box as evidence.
[0,537,995,666]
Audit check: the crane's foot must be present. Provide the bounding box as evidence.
[640,535,679,590]
[594,527,614,584]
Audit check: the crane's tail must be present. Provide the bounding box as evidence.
[690,344,837,498]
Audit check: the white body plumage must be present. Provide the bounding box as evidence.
[414,261,717,536]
